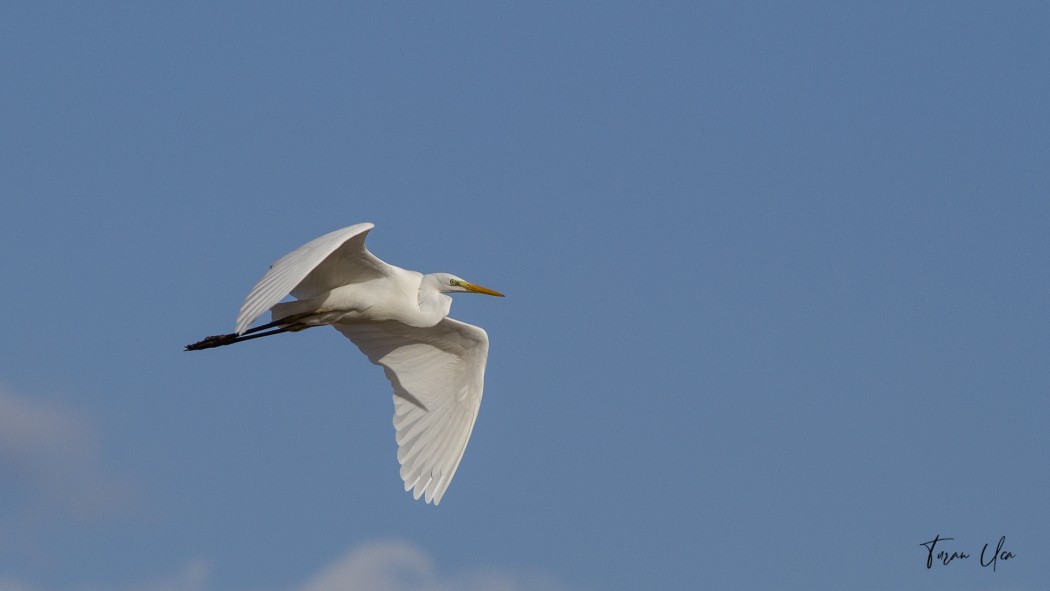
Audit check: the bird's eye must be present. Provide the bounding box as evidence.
[449,279,458,286]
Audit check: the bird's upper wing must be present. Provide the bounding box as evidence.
[333,317,489,505]
[235,223,391,334]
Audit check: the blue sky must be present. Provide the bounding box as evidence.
[2,2,1048,590]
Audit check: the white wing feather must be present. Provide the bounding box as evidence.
[235,223,390,334]
[334,318,488,505]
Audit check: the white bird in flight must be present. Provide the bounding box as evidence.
[186,222,504,505]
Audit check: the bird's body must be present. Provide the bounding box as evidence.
[186,223,504,505]
[269,267,452,330]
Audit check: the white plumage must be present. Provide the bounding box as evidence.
[187,223,504,505]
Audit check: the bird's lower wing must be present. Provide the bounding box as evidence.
[235,223,390,334]
[333,318,489,505]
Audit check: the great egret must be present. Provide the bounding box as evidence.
[185,222,504,505]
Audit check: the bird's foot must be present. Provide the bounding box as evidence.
[184,333,237,351]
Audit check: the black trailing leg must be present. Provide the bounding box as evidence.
[184,312,316,351]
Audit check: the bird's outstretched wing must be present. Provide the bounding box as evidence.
[235,223,390,334]
[333,317,489,505]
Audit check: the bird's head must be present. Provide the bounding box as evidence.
[429,273,505,297]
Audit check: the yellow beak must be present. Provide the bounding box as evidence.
[463,282,505,297]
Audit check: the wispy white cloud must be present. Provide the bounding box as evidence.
[0,385,567,591]
[0,578,39,591]
[0,540,576,591]
[0,385,128,524]
[0,561,209,591]
[296,540,431,591]
[295,540,577,591]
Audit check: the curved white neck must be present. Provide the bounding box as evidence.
[411,274,452,327]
